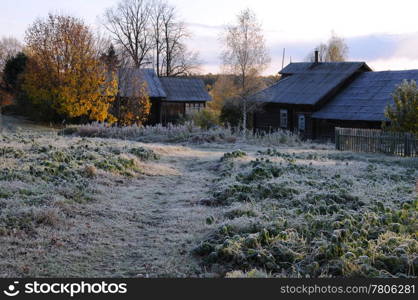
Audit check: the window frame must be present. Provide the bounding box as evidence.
[298,114,306,132]
[280,109,288,129]
[185,102,204,116]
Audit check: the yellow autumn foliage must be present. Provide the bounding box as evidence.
[117,82,151,126]
[23,14,117,122]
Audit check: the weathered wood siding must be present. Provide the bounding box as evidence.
[154,101,206,125]
[254,103,316,139]
[314,119,382,141]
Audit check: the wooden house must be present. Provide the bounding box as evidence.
[252,54,418,140]
[312,70,418,139]
[117,68,211,125]
[252,57,372,139]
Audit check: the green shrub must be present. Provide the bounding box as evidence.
[220,150,247,162]
[193,109,220,130]
[220,98,242,128]
[129,147,160,161]
[225,208,258,219]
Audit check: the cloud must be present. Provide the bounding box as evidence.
[363,32,418,70]
[347,34,400,61]
[392,33,418,60]
[185,22,418,74]
[368,57,418,71]
[186,22,223,31]
[267,33,418,73]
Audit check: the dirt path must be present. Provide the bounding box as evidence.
[0,115,235,277]
[81,145,225,278]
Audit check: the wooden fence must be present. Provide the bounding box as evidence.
[335,127,418,157]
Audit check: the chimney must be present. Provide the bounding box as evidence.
[314,50,319,63]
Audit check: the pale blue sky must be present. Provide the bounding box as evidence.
[2,0,418,74]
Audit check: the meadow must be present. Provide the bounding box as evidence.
[0,118,416,278]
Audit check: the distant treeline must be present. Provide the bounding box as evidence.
[195,74,279,91]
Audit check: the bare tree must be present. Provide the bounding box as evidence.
[221,8,270,134]
[103,0,153,67]
[150,0,169,76]
[306,43,327,62]
[0,37,23,72]
[103,0,200,75]
[151,0,200,76]
[307,34,348,62]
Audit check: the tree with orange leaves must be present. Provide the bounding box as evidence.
[23,14,117,123]
[116,81,151,126]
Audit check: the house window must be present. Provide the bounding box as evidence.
[185,102,204,116]
[298,114,306,131]
[280,109,288,128]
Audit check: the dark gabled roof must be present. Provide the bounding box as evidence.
[312,70,418,121]
[159,77,212,102]
[253,62,371,105]
[279,62,370,75]
[117,68,211,102]
[118,68,166,98]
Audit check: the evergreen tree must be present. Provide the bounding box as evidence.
[101,44,119,72]
[2,52,28,93]
[385,80,418,135]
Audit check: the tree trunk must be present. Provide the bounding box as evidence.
[242,97,247,138]
[0,106,2,133]
[241,72,247,138]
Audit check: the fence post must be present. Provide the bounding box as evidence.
[404,133,410,157]
[335,128,340,150]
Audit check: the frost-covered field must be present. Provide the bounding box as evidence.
[196,149,418,278]
[0,119,417,278]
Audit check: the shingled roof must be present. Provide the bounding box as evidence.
[118,68,166,98]
[312,70,418,121]
[253,62,371,105]
[159,77,211,102]
[117,68,210,102]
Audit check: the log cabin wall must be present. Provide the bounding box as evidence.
[254,103,316,139]
[314,119,383,142]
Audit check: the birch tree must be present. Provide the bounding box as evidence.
[307,34,348,62]
[221,8,270,134]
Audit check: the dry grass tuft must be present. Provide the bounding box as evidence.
[61,122,304,147]
[84,165,97,178]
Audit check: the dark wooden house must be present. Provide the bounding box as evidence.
[252,53,418,140]
[252,59,372,139]
[117,68,211,125]
[312,70,418,139]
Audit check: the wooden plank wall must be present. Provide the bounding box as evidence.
[335,127,418,157]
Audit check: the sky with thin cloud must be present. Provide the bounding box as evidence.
[2,0,418,74]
